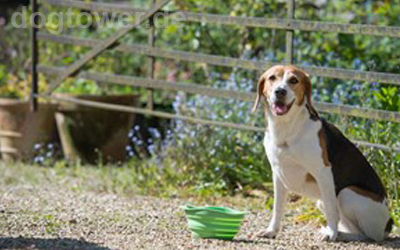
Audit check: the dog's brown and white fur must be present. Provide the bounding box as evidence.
[253,65,393,242]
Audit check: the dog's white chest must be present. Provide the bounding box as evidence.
[264,129,321,198]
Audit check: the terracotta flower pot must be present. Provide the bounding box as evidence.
[0,98,57,162]
[54,94,139,164]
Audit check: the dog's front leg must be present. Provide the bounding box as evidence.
[257,172,288,238]
[316,167,339,241]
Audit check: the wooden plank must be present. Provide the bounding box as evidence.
[38,33,400,85]
[146,0,156,110]
[44,0,171,94]
[38,93,265,132]
[0,130,22,138]
[42,0,400,38]
[285,0,295,65]
[35,93,400,153]
[38,65,400,123]
[30,0,39,111]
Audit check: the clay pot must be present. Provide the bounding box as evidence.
[0,98,57,162]
[54,94,138,164]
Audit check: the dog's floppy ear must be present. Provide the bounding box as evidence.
[301,71,319,120]
[251,75,266,113]
[303,71,312,105]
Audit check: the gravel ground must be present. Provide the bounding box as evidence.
[0,183,399,250]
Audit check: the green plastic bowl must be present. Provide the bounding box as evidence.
[182,205,246,240]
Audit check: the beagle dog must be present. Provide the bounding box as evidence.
[252,65,393,242]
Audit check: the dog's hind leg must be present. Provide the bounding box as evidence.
[336,210,368,241]
[337,187,390,242]
[316,199,366,241]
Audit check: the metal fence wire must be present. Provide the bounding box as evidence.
[31,0,400,153]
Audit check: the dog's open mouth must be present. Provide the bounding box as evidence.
[272,100,295,116]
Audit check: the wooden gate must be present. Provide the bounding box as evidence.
[31,0,400,153]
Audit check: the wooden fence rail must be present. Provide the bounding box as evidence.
[35,94,400,153]
[37,65,400,123]
[42,0,400,38]
[37,33,400,85]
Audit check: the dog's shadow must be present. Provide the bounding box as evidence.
[0,236,111,250]
[356,236,400,249]
[231,238,265,245]
[234,235,400,249]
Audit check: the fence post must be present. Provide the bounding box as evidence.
[146,0,156,110]
[31,0,39,112]
[285,0,295,65]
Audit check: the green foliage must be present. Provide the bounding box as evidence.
[0,65,7,85]
[374,87,400,112]
[55,78,101,95]
[166,126,269,194]
[0,5,31,99]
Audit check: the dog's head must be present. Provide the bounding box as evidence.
[252,65,312,116]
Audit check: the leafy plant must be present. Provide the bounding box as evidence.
[0,73,49,99]
[373,86,400,111]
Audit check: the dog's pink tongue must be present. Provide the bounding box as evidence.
[273,103,287,115]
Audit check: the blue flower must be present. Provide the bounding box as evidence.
[147,145,155,154]
[34,156,44,163]
[148,128,161,139]
[353,58,362,68]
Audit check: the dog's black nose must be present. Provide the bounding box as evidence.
[274,88,287,98]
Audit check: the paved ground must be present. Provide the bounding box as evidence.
[0,183,399,250]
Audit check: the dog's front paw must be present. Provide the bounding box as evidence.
[256,228,279,239]
[319,227,338,242]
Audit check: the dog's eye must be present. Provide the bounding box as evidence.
[289,77,299,84]
[268,75,276,81]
